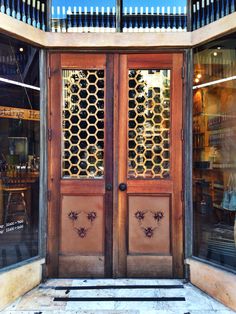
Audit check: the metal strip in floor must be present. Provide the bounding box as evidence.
[54,285,184,290]
[54,297,186,302]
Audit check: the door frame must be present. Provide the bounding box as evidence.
[47,51,184,278]
[47,53,114,278]
[113,53,184,278]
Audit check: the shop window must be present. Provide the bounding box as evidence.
[0,34,40,269]
[193,34,236,271]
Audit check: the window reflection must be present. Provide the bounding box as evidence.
[193,35,236,271]
[0,34,40,269]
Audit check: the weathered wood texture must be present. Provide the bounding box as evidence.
[127,256,173,278]
[186,258,236,311]
[59,255,104,278]
[48,53,112,278]
[47,53,61,277]
[117,53,184,278]
[48,52,184,278]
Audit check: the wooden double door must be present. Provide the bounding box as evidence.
[48,53,184,278]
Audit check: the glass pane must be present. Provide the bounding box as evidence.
[122,0,187,32]
[51,0,116,32]
[0,35,40,269]
[0,35,39,87]
[193,36,236,86]
[193,35,236,271]
[128,69,171,179]
[62,69,105,179]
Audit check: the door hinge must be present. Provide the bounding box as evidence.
[181,129,184,141]
[48,128,52,141]
[184,263,190,282]
[181,190,184,202]
[181,66,185,79]
[46,252,50,264]
[47,190,51,202]
[48,67,51,79]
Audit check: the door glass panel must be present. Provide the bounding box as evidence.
[128,69,171,179]
[62,69,105,179]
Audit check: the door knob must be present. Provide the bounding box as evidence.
[106,183,112,191]
[119,183,127,191]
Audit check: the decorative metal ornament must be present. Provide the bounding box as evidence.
[134,210,146,221]
[62,69,105,179]
[128,69,171,179]
[134,209,164,238]
[87,211,97,222]
[67,210,97,238]
[143,227,155,238]
[76,227,88,238]
[68,211,79,221]
[152,210,164,222]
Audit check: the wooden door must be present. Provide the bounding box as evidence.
[48,52,183,278]
[116,54,183,278]
[48,53,114,277]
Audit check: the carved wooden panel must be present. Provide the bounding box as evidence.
[60,195,104,254]
[128,195,170,254]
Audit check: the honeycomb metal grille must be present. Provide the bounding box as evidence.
[128,69,171,179]
[62,69,105,179]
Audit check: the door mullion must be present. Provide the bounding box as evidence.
[104,54,114,277]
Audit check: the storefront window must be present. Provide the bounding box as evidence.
[193,34,236,271]
[0,34,40,269]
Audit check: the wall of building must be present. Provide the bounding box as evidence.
[187,258,236,311]
[0,259,44,310]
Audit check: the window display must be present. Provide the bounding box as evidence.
[0,34,40,269]
[193,34,236,271]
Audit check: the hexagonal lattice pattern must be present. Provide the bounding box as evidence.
[128,69,171,179]
[62,69,105,178]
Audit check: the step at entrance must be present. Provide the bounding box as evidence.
[52,280,186,303]
[5,279,234,313]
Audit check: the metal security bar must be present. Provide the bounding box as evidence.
[0,0,47,31]
[192,0,236,30]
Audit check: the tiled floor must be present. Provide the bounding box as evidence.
[3,279,236,314]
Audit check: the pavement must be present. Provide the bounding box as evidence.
[2,279,236,313]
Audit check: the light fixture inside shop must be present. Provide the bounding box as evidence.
[19,47,24,52]
[193,75,236,89]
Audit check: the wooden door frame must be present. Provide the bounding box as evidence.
[47,51,184,278]
[47,52,114,277]
[113,53,184,278]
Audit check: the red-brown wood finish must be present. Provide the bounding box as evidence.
[48,53,113,278]
[117,54,184,278]
[47,53,184,278]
